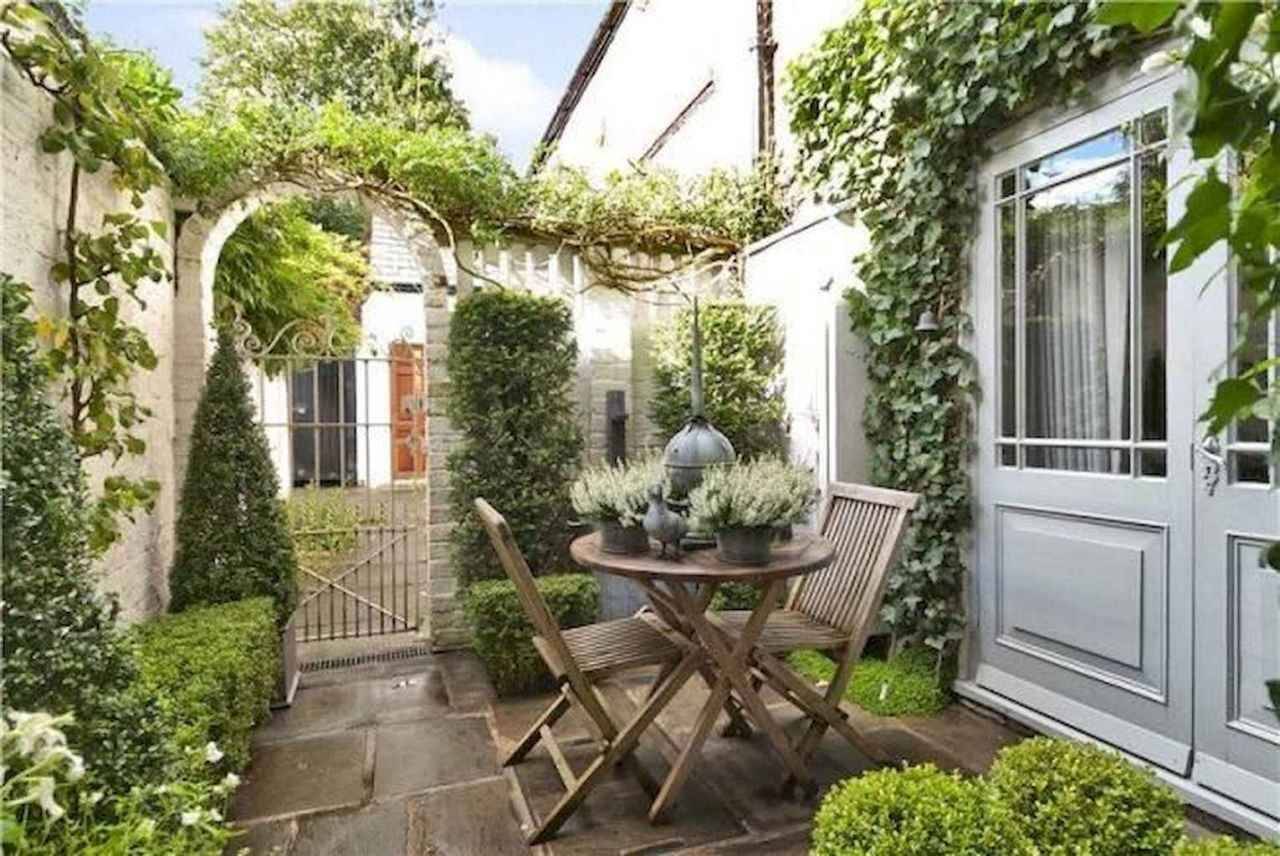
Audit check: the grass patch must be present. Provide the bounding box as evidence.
[786,643,951,717]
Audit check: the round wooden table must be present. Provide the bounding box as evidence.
[570,530,836,821]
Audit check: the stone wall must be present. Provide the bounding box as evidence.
[1,58,177,620]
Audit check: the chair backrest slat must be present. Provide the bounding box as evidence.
[474,499,584,685]
[793,482,919,636]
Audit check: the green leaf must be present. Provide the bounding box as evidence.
[1201,378,1262,434]
[1164,171,1231,272]
[1095,1,1178,33]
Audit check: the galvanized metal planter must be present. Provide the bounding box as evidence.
[598,522,650,555]
[715,526,774,566]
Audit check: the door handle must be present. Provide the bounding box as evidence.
[1194,436,1225,496]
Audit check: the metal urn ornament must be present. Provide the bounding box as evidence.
[642,484,687,558]
[663,298,735,499]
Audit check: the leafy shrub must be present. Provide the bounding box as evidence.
[786,645,951,717]
[131,598,279,780]
[811,764,1032,856]
[652,300,786,461]
[447,290,583,586]
[0,275,168,794]
[169,327,298,625]
[989,737,1185,856]
[463,574,599,696]
[285,487,381,570]
[0,711,235,856]
[709,582,762,611]
[1176,838,1280,855]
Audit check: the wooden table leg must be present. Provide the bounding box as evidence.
[648,579,814,823]
[639,579,753,738]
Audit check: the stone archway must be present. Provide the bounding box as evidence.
[173,181,463,649]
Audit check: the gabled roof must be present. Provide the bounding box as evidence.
[532,0,630,171]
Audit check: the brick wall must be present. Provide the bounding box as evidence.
[1,59,177,621]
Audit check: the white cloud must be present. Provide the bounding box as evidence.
[444,35,559,169]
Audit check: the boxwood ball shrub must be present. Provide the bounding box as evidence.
[0,275,168,794]
[811,764,1032,856]
[169,326,298,625]
[447,290,583,585]
[989,737,1184,856]
[464,574,599,696]
[132,597,279,780]
[652,300,786,461]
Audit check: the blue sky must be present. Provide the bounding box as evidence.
[83,0,608,168]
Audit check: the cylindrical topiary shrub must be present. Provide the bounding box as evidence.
[0,275,168,794]
[989,737,1185,856]
[1176,838,1280,855]
[447,289,583,586]
[169,326,298,624]
[811,764,1033,856]
[651,299,786,461]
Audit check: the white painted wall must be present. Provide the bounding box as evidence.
[743,209,869,491]
[549,0,860,178]
[549,0,758,177]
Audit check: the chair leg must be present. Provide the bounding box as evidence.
[504,689,571,767]
[528,651,701,844]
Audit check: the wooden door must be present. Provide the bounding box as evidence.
[971,76,1196,774]
[390,343,426,479]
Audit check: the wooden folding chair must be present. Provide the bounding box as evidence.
[474,499,701,844]
[712,482,919,775]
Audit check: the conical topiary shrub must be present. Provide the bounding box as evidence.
[169,326,298,624]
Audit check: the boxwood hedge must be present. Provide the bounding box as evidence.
[463,574,598,696]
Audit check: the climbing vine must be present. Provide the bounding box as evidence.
[787,1,1131,651]
[1,2,180,550]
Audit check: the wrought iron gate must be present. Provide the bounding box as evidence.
[233,313,427,642]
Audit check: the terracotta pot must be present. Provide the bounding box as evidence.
[599,522,650,555]
[716,526,774,566]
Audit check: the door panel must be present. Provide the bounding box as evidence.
[973,76,1195,773]
[1191,256,1280,818]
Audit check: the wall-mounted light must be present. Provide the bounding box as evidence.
[915,308,939,334]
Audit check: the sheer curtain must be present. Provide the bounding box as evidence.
[1024,167,1131,473]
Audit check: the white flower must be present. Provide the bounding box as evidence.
[1188,16,1211,40]
[32,776,64,820]
[180,810,201,827]
[209,808,223,822]
[87,790,104,806]
[1141,51,1174,73]
[221,772,241,790]
[204,742,224,764]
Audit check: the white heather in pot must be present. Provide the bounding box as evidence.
[571,453,667,528]
[689,456,818,532]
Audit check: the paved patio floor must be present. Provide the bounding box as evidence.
[229,641,1223,855]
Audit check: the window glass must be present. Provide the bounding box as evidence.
[1024,163,1132,446]
[1021,128,1130,190]
[1139,149,1168,441]
[999,201,1017,438]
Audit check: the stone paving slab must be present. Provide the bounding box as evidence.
[291,802,409,856]
[436,650,498,713]
[407,777,529,856]
[514,741,744,856]
[490,691,598,759]
[372,716,500,800]
[232,730,370,823]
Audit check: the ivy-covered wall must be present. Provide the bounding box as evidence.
[786,0,1132,651]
